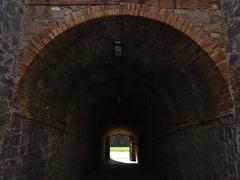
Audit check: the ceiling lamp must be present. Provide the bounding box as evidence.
[114,41,122,57]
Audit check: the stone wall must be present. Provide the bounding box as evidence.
[22,5,226,50]
[11,3,235,180]
[222,0,240,118]
[11,119,102,180]
[14,9,233,179]
[0,1,240,180]
[25,0,220,9]
[0,1,24,179]
[221,0,240,179]
[141,115,240,180]
[140,0,240,174]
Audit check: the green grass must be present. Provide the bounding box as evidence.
[110,147,129,152]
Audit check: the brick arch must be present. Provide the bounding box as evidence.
[107,126,137,137]
[18,4,229,85]
[15,3,233,119]
[104,126,139,161]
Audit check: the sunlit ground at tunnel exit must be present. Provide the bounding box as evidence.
[110,151,138,164]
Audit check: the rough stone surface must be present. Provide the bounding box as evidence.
[12,14,233,179]
[220,1,240,179]
[142,116,240,180]
[21,6,226,50]
[0,1,240,180]
[0,0,24,180]
[222,0,240,117]
[25,0,220,9]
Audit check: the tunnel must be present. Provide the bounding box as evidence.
[12,15,233,180]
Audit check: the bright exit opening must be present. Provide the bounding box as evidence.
[109,135,138,164]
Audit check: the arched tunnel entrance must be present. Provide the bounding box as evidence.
[12,7,233,180]
[104,127,138,163]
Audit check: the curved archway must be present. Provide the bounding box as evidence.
[11,4,233,180]
[13,3,233,123]
[17,4,228,83]
[103,126,138,162]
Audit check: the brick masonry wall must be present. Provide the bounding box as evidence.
[0,1,24,179]
[141,115,240,180]
[141,2,240,178]
[17,4,233,119]
[1,1,240,180]
[15,8,234,180]
[11,118,102,180]
[11,3,236,180]
[22,5,226,49]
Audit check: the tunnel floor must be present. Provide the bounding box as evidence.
[83,160,159,180]
[110,151,138,164]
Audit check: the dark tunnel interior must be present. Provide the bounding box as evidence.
[13,16,232,180]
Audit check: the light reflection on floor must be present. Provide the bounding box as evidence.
[110,151,138,164]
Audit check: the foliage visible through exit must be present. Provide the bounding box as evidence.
[110,147,129,152]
